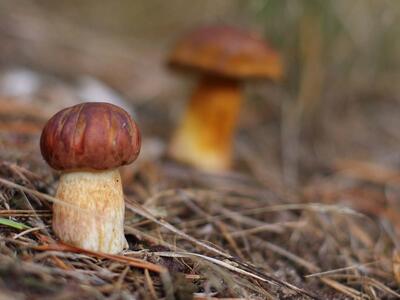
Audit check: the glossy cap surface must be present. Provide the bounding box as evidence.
[169,25,283,80]
[40,102,141,171]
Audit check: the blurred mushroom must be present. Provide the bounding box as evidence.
[40,102,141,254]
[168,25,283,172]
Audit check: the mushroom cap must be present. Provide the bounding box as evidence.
[40,102,141,171]
[168,25,283,80]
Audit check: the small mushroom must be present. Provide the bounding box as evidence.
[40,102,141,254]
[168,25,283,172]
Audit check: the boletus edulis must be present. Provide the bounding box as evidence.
[40,102,141,254]
[168,25,283,172]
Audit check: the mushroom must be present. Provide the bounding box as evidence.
[168,25,283,172]
[40,102,141,254]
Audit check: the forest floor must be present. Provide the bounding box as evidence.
[1,76,400,299]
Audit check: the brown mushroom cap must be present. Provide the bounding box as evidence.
[168,25,283,80]
[40,102,141,171]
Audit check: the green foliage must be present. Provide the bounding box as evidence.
[244,0,400,96]
[0,217,30,230]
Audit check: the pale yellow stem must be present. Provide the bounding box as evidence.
[53,169,127,254]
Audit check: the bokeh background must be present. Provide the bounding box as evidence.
[2,0,400,187]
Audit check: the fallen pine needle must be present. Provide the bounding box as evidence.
[0,177,87,211]
[33,238,165,274]
[305,261,380,278]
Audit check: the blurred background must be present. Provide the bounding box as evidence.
[1,0,400,187]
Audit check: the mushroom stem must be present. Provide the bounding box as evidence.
[170,76,242,171]
[52,169,127,254]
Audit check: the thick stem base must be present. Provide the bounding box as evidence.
[53,169,127,254]
[169,76,241,172]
